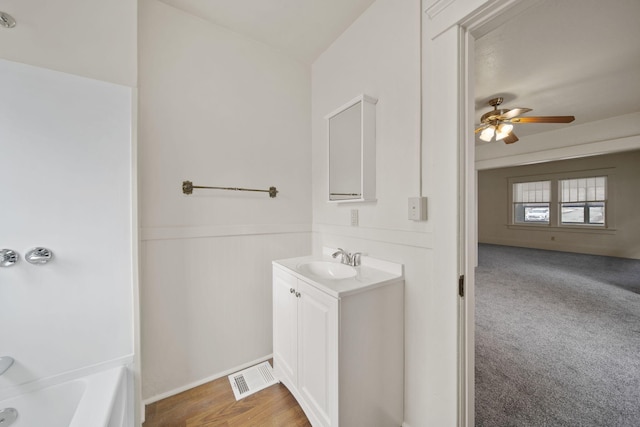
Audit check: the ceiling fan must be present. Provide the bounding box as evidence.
[475,97,575,144]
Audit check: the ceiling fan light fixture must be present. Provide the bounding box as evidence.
[479,126,495,142]
[495,123,514,141]
[475,97,575,145]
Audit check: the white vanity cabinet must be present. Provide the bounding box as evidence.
[272,258,404,427]
[273,267,338,425]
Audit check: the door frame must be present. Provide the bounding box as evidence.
[454,2,535,426]
[421,1,530,425]
[424,1,640,425]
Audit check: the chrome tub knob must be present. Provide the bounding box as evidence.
[0,249,18,267]
[25,247,53,265]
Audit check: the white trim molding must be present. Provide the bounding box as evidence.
[424,0,457,20]
[141,223,311,241]
[477,134,640,170]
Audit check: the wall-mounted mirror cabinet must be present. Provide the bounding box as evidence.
[325,94,377,203]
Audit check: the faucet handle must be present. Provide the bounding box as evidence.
[0,249,19,267]
[351,252,362,266]
[25,247,53,265]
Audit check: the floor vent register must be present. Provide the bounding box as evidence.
[228,361,278,400]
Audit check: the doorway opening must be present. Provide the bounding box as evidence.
[464,1,640,425]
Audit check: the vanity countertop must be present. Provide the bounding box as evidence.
[273,251,403,298]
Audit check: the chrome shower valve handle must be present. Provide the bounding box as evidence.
[25,247,53,265]
[0,249,18,267]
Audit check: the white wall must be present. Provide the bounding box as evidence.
[138,0,312,401]
[0,59,134,397]
[0,0,137,86]
[311,1,439,425]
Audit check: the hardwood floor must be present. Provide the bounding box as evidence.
[143,365,311,427]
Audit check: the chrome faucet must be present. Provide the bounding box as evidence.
[332,248,351,265]
[331,249,362,267]
[0,356,14,375]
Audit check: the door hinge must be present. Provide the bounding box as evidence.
[458,275,465,297]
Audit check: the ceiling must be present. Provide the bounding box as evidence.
[158,0,375,64]
[474,0,640,140]
[159,0,639,142]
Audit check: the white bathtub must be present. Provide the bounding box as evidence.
[0,366,127,427]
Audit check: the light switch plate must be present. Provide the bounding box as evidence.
[408,197,427,221]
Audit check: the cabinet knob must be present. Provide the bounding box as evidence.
[290,288,295,294]
[295,292,301,298]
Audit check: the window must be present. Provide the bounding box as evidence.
[510,174,610,229]
[560,176,606,226]
[513,181,550,224]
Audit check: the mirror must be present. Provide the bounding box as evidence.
[326,94,377,202]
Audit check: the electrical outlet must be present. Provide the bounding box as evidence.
[350,209,359,226]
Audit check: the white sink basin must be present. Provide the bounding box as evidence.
[297,261,357,280]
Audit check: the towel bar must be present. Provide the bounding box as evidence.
[182,180,278,198]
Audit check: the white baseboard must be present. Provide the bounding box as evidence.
[143,354,273,405]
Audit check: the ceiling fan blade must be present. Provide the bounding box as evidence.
[497,108,532,121]
[502,132,519,144]
[510,116,575,123]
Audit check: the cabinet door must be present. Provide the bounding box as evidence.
[273,268,297,388]
[297,280,339,427]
